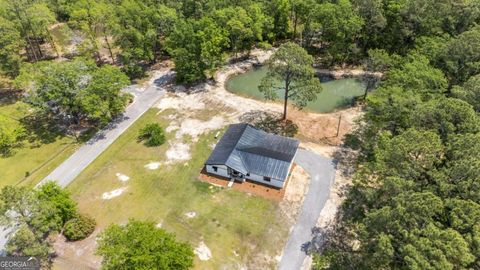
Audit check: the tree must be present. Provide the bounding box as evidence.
[69,0,116,62]
[315,0,364,64]
[78,65,131,126]
[213,7,255,59]
[63,214,96,241]
[96,220,194,270]
[259,42,322,120]
[112,1,178,77]
[138,123,166,147]
[36,181,77,224]
[166,18,228,83]
[440,26,480,85]
[451,74,480,112]
[0,116,24,156]
[14,58,130,129]
[0,183,91,266]
[383,55,448,96]
[413,98,480,141]
[0,17,24,78]
[375,129,443,180]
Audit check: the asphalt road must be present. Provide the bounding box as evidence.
[278,149,336,270]
[0,71,172,255]
[36,71,172,188]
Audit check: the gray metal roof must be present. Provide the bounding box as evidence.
[206,123,299,181]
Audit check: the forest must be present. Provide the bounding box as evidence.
[1,0,480,269]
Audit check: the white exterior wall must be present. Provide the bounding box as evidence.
[206,165,285,188]
[246,173,284,188]
[206,165,230,179]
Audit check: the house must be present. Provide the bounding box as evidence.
[205,123,300,189]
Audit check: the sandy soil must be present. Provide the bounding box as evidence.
[157,48,362,145]
[101,187,127,200]
[53,230,102,270]
[194,241,212,261]
[52,49,360,270]
[280,165,311,225]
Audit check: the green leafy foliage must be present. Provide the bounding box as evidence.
[96,220,194,270]
[138,123,166,147]
[259,42,322,119]
[0,183,91,266]
[452,74,480,112]
[63,214,96,241]
[14,58,130,128]
[0,116,24,156]
[166,17,228,83]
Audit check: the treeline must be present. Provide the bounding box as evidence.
[2,0,480,82]
[314,1,480,269]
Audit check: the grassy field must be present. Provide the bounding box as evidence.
[0,100,79,187]
[67,109,290,269]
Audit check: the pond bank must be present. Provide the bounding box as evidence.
[315,68,383,80]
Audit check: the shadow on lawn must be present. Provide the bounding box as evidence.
[19,114,70,146]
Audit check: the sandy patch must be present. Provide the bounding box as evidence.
[156,222,163,228]
[315,147,357,228]
[52,229,102,269]
[102,187,127,200]
[157,48,361,145]
[194,241,212,261]
[165,142,191,163]
[185,212,197,218]
[166,123,179,133]
[115,173,130,182]
[280,165,311,224]
[145,162,162,170]
[176,116,226,141]
[157,92,205,112]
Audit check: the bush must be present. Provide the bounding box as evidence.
[257,41,272,50]
[63,214,96,241]
[138,123,166,146]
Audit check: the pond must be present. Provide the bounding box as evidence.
[226,66,367,113]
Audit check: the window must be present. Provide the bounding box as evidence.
[212,166,218,172]
[246,173,250,177]
[263,176,271,182]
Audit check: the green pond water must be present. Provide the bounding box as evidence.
[226,66,367,113]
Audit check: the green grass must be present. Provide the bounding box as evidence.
[68,109,290,269]
[0,101,79,187]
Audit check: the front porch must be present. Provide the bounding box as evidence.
[198,165,297,201]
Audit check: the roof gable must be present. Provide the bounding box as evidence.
[206,123,299,181]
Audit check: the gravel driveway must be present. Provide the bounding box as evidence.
[278,148,336,270]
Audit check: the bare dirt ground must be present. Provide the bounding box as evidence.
[158,49,362,145]
[52,50,361,270]
[279,165,311,225]
[53,230,101,270]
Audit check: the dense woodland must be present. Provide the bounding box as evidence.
[1,0,480,269]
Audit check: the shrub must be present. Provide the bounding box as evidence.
[63,214,96,241]
[138,123,166,146]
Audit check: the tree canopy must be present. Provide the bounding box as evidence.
[259,42,322,120]
[14,58,130,128]
[96,220,194,270]
[0,183,91,267]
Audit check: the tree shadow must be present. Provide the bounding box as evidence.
[0,90,23,106]
[19,114,68,146]
[239,110,299,137]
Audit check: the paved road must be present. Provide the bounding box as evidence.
[0,70,172,255]
[36,71,172,188]
[278,149,336,270]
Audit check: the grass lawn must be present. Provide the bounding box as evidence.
[0,100,79,187]
[67,108,290,269]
